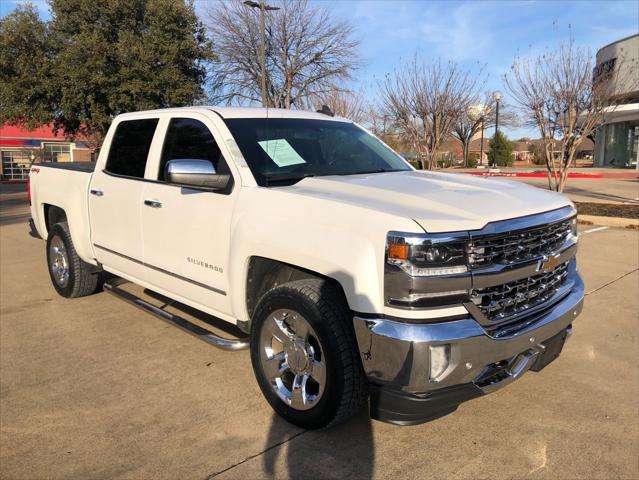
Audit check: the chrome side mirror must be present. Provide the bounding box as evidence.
[164,159,231,191]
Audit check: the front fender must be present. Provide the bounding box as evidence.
[227,188,419,321]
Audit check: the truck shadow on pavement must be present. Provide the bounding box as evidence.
[262,409,375,479]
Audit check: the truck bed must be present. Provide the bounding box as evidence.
[36,162,96,173]
[29,161,95,263]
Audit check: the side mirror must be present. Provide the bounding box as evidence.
[165,159,231,191]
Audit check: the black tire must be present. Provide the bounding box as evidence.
[250,278,368,429]
[46,221,99,298]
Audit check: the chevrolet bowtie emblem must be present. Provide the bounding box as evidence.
[538,254,561,272]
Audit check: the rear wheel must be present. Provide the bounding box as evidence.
[46,222,99,298]
[250,279,368,429]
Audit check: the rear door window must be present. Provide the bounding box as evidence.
[105,119,159,178]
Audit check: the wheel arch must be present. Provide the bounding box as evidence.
[245,256,350,322]
[43,204,68,234]
[40,203,97,267]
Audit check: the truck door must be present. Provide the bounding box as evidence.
[88,118,160,277]
[140,115,236,316]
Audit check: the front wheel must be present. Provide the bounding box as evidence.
[250,279,368,429]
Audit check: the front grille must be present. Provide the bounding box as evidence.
[468,218,573,267]
[472,262,570,324]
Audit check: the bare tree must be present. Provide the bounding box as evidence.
[452,96,494,167]
[379,71,426,167]
[307,87,368,123]
[380,58,483,169]
[451,94,518,166]
[206,0,360,108]
[504,38,624,192]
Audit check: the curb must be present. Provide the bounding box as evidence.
[455,170,639,179]
[577,214,639,228]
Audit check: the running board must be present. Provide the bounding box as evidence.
[103,278,249,351]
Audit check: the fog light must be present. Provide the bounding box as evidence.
[429,345,450,381]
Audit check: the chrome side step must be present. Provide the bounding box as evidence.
[103,278,249,351]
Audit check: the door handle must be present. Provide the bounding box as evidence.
[144,199,162,208]
[90,189,104,197]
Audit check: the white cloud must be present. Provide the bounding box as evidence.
[416,2,496,61]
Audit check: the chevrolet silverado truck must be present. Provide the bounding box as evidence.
[28,107,584,428]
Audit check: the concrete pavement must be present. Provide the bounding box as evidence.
[1,188,638,479]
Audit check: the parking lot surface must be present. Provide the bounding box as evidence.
[508,177,639,205]
[1,185,638,479]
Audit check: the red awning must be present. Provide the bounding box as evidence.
[0,124,67,140]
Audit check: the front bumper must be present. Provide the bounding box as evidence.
[353,271,584,425]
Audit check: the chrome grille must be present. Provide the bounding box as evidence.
[468,219,573,267]
[472,262,570,323]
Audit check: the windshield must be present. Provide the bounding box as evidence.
[223,118,411,186]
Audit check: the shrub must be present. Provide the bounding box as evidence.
[488,131,514,167]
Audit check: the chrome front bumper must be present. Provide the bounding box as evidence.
[353,271,584,423]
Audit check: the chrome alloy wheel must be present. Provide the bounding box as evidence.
[259,309,326,411]
[49,236,69,288]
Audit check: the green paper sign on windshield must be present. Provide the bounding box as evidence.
[258,139,307,167]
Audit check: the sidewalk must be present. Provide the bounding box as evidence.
[443,168,639,206]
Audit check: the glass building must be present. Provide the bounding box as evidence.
[593,34,639,169]
[0,124,91,180]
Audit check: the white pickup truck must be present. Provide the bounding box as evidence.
[28,107,584,428]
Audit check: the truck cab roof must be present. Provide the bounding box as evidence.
[115,106,349,122]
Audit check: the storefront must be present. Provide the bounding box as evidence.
[0,124,92,180]
[593,34,639,169]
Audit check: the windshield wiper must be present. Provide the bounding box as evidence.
[264,172,315,186]
[341,168,402,176]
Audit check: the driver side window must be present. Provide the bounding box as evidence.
[158,118,231,181]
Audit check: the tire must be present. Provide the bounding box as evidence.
[250,278,368,429]
[46,221,99,298]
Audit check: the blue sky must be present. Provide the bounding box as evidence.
[2,0,638,138]
[314,0,638,138]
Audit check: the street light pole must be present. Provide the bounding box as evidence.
[244,0,280,107]
[492,90,503,168]
[258,1,267,107]
[479,115,485,166]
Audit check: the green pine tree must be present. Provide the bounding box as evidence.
[1,0,215,146]
[488,131,514,167]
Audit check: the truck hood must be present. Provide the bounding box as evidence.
[284,170,572,232]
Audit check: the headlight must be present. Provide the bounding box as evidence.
[385,231,471,309]
[386,232,468,276]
